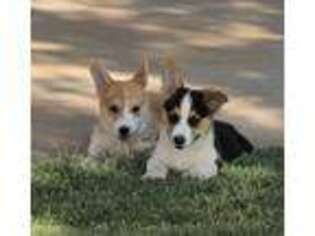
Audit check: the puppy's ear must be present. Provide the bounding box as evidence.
[201,89,228,114]
[90,59,114,97]
[133,52,149,87]
[162,57,185,93]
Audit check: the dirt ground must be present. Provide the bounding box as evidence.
[32,0,283,155]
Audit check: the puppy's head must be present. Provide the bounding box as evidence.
[90,55,149,141]
[162,67,228,149]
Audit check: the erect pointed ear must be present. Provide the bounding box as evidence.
[162,57,185,94]
[89,59,114,97]
[201,88,228,114]
[133,52,149,87]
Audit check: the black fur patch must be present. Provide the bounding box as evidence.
[187,115,201,127]
[190,90,211,118]
[214,120,254,162]
[163,87,188,112]
[163,87,211,126]
[167,113,180,124]
[164,88,207,114]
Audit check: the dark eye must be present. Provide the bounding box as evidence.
[168,113,179,124]
[188,116,200,127]
[131,106,140,113]
[163,98,175,112]
[109,105,119,113]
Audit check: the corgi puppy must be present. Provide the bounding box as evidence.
[142,63,254,180]
[88,55,162,160]
[142,67,228,180]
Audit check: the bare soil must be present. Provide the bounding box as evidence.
[32,0,283,155]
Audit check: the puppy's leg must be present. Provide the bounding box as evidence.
[142,157,168,180]
[85,126,117,168]
[88,126,107,158]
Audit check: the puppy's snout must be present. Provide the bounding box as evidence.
[119,126,130,139]
[173,135,186,148]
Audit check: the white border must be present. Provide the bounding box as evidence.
[286,0,315,236]
[0,0,30,236]
[1,0,315,235]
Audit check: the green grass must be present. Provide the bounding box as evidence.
[32,148,284,236]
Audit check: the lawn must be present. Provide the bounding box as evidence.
[32,148,284,236]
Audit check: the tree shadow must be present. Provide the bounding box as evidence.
[32,0,283,153]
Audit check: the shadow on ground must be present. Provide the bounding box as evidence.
[32,0,283,154]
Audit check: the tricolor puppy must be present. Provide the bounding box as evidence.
[142,69,228,180]
[88,55,161,160]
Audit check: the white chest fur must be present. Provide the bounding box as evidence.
[142,127,219,180]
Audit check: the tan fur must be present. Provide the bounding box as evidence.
[98,81,147,128]
[196,118,211,136]
[88,56,163,160]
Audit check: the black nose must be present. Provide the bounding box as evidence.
[173,135,185,146]
[119,126,130,138]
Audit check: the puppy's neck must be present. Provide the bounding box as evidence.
[163,121,215,153]
[191,122,215,150]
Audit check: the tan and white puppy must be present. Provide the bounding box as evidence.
[88,55,162,160]
[142,68,228,180]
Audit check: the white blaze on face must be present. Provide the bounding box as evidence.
[114,103,144,137]
[171,92,193,146]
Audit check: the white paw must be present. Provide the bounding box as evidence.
[141,173,166,181]
[81,157,99,169]
[182,170,217,180]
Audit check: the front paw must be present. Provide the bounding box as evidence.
[141,172,166,181]
[81,157,100,169]
[182,170,217,180]
[81,156,116,170]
